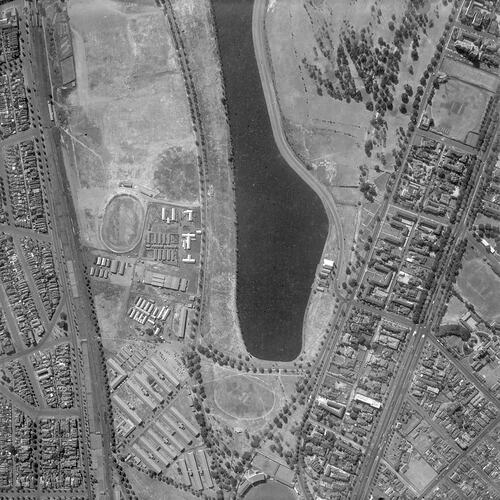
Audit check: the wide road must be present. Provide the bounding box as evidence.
[252,0,345,287]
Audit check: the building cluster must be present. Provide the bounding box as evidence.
[142,270,189,292]
[237,471,267,497]
[316,258,335,292]
[39,417,83,491]
[0,177,7,223]
[13,409,36,489]
[361,205,447,321]
[396,140,472,220]
[302,308,410,496]
[89,255,127,279]
[373,462,415,499]
[382,403,460,493]
[450,460,499,498]
[471,441,500,482]
[106,341,214,490]
[127,416,211,492]
[2,360,37,407]
[145,231,179,264]
[21,237,60,320]
[109,346,181,431]
[0,233,44,347]
[0,66,30,140]
[0,9,19,62]
[482,159,500,218]
[410,342,498,449]
[127,295,170,335]
[31,343,74,408]
[438,315,500,396]
[0,400,37,492]
[142,203,201,275]
[5,140,48,233]
[452,27,500,67]
[460,0,499,35]
[0,396,12,489]
[0,310,14,357]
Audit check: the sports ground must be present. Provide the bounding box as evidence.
[456,257,500,323]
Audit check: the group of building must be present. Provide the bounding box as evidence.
[106,341,215,492]
[0,311,14,357]
[39,417,84,491]
[410,342,498,450]
[5,140,48,233]
[302,307,410,496]
[482,158,500,218]
[89,255,127,279]
[0,403,37,490]
[0,65,30,141]
[31,343,74,409]
[127,295,171,338]
[21,237,60,320]
[0,233,45,347]
[361,204,447,321]
[316,258,335,292]
[396,140,473,220]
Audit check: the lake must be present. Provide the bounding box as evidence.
[212,0,328,360]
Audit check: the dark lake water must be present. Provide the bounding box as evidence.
[212,0,328,361]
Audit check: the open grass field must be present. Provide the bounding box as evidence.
[101,194,144,252]
[403,453,437,492]
[441,295,467,325]
[203,362,300,431]
[456,257,500,322]
[441,57,499,92]
[428,77,491,143]
[63,0,198,248]
[125,464,197,500]
[303,289,335,360]
[213,374,275,419]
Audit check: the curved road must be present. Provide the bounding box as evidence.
[252,0,345,289]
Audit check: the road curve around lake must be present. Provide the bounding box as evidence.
[252,0,345,286]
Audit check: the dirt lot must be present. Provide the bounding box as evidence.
[266,0,452,251]
[63,0,198,250]
[427,77,492,143]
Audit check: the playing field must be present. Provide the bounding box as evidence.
[101,194,144,252]
[428,77,491,143]
[441,58,499,92]
[212,374,275,419]
[403,454,437,493]
[456,258,500,322]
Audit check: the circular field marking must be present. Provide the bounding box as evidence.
[101,194,144,253]
[212,374,275,420]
